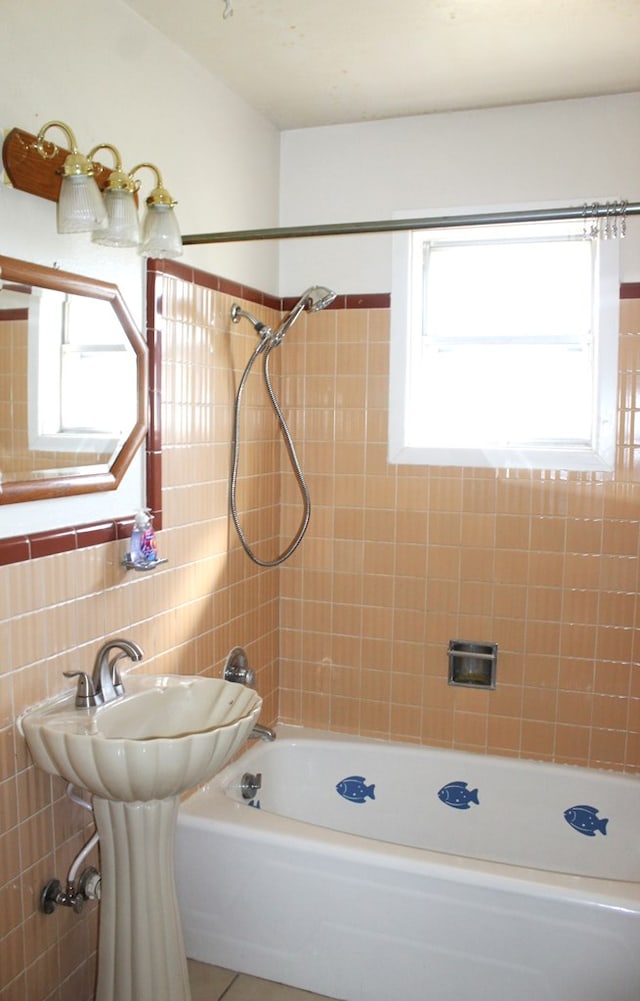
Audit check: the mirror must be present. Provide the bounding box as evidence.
[0,254,147,504]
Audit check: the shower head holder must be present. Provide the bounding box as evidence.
[230,302,272,339]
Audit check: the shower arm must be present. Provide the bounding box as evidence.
[230,303,272,339]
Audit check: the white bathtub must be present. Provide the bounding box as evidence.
[175,725,640,1001]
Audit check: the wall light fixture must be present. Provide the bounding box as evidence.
[89,143,140,249]
[36,121,107,234]
[130,163,182,259]
[2,123,182,257]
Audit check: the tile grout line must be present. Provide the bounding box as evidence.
[217,972,240,1000]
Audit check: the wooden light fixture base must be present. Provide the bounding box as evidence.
[2,127,120,202]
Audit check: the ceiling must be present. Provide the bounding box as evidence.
[122,0,640,130]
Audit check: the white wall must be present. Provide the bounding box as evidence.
[0,0,280,292]
[279,93,640,295]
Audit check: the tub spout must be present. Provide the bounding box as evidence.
[249,724,276,742]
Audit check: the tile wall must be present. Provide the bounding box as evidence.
[0,268,280,1000]
[1,259,639,1000]
[278,293,640,773]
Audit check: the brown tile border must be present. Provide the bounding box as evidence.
[30,528,78,559]
[76,521,120,548]
[0,516,146,565]
[0,535,30,565]
[144,273,163,531]
[281,292,391,310]
[0,308,29,321]
[0,521,120,566]
[148,258,282,311]
[150,259,390,311]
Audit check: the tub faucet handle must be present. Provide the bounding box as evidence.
[223,647,255,687]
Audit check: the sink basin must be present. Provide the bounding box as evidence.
[20,674,262,802]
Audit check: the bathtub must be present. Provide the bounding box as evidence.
[175,725,640,1001]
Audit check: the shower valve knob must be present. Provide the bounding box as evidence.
[240,772,262,800]
[40,879,63,915]
[223,647,255,686]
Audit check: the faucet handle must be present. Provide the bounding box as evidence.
[223,647,255,687]
[63,671,101,709]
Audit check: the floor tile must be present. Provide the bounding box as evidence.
[187,959,237,1000]
[224,973,337,1001]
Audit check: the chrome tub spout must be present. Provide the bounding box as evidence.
[249,724,276,742]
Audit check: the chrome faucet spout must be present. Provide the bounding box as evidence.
[92,639,144,705]
[249,723,276,742]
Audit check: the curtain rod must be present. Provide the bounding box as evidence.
[183,200,640,245]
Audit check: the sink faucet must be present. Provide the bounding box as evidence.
[93,639,144,704]
[64,638,144,708]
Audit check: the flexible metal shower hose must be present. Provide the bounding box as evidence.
[229,335,311,566]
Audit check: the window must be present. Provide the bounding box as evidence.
[389,211,620,470]
[28,288,137,457]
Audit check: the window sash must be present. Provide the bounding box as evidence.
[388,212,619,471]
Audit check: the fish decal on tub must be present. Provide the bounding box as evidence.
[564,804,608,837]
[438,781,479,810]
[336,776,376,804]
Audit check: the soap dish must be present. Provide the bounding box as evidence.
[121,557,168,573]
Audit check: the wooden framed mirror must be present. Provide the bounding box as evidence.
[0,254,147,504]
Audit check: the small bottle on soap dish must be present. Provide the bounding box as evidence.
[127,509,159,567]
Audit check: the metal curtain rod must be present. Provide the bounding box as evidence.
[182,200,640,245]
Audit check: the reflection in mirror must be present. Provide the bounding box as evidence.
[0,255,147,504]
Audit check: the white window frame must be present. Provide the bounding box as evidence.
[389,206,620,471]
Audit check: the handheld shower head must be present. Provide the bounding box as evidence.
[304,285,337,312]
[230,281,335,566]
[273,285,336,344]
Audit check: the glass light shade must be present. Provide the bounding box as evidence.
[57,174,107,234]
[140,203,183,259]
[92,188,141,248]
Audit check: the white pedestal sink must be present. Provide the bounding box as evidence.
[19,674,262,1001]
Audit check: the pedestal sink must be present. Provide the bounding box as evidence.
[19,674,262,1001]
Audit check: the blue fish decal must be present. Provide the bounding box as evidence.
[438,781,479,810]
[564,804,608,837]
[336,775,376,804]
